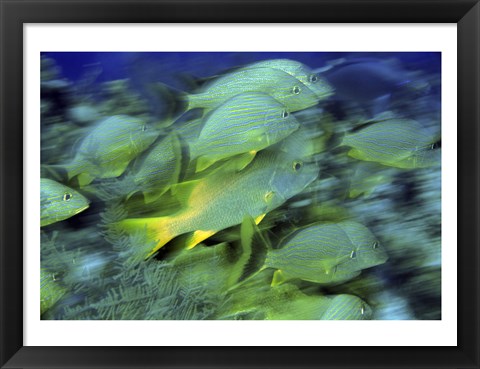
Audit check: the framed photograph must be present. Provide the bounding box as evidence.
[1,0,479,368]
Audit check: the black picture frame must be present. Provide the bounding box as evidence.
[1,0,478,368]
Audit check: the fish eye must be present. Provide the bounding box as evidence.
[292,86,301,95]
[309,74,318,83]
[430,140,441,150]
[63,192,73,201]
[373,241,379,249]
[281,110,289,118]
[350,250,357,259]
[293,161,303,171]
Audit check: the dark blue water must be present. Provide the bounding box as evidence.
[42,52,440,84]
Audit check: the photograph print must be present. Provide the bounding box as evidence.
[40,52,441,321]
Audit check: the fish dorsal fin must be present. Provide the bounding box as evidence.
[229,151,258,172]
[348,121,379,134]
[371,110,396,122]
[150,117,175,130]
[203,151,257,174]
[347,113,398,135]
[167,132,187,184]
[185,73,220,90]
[189,64,246,89]
[170,179,202,206]
[195,153,253,177]
[228,216,270,288]
[276,227,299,248]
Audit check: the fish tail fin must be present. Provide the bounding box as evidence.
[328,128,348,151]
[116,217,175,259]
[228,216,269,288]
[148,82,190,120]
[41,164,67,182]
[42,162,94,187]
[185,94,203,111]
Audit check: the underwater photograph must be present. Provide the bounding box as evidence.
[40,52,441,320]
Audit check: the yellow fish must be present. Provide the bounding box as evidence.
[117,147,319,258]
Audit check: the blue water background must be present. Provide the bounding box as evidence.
[42,52,440,85]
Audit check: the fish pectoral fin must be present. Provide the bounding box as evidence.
[185,229,217,250]
[255,132,270,144]
[107,162,131,178]
[233,151,257,171]
[170,180,201,205]
[347,148,367,161]
[76,172,95,187]
[271,270,288,287]
[320,258,343,274]
[195,156,218,173]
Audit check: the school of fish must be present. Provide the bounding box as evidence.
[40,57,441,320]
